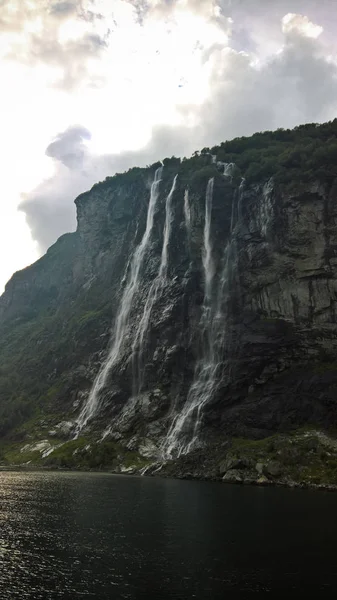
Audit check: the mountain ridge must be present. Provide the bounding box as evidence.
[2,120,337,486]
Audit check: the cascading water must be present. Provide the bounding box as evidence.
[209,155,235,178]
[183,189,191,234]
[163,175,244,457]
[163,178,215,457]
[132,175,178,395]
[202,179,215,302]
[223,162,235,178]
[159,175,178,279]
[75,167,163,434]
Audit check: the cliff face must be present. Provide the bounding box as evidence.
[1,147,337,474]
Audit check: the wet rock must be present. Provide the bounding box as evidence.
[243,475,258,485]
[219,455,252,476]
[264,460,282,478]
[55,421,74,436]
[125,436,139,451]
[222,469,243,483]
[139,438,160,459]
[256,475,270,485]
[255,462,265,475]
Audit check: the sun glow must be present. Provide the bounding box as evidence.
[0,0,334,292]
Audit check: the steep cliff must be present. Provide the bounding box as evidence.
[2,121,337,485]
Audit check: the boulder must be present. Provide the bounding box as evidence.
[222,469,243,483]
[219,455,251,476]
[255,462,265,475]
[264,460,282,478]
[256,475,270,485]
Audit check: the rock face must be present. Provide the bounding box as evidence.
[1,154,337,466]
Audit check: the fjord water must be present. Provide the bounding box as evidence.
[1,472,337,598]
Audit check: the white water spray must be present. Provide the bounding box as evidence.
[183,189,191,233]
[132,175,178,395]
[223,162,235,178]
[75,167,163,434]
[163,176,244,457]
[163,178,215,457]
[202,179,215,304]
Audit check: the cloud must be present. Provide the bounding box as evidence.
[11,2,337,260]
[127,0,231,34]
[49,2,77,18]
[196,10,337,144]
[45,126,92,168]
[20,6,337,252]
[282,13,323,38]
[19,125,95,249]
[0,0,111,89]
[19,122,195,252]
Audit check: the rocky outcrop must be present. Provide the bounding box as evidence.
[1,151,337,472]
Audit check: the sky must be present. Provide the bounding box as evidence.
[1,0,337,292]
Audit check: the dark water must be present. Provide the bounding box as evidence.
[1,472,337,598]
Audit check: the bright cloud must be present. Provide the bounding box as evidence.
[1,0,337,292]
[282,13,324,38]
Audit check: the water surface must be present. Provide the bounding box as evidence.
[0,471,336,597]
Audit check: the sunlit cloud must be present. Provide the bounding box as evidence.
[1,0,337,291]
[282,13,324,38]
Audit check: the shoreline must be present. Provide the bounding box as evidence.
[1,463,337,492]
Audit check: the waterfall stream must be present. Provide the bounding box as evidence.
[132,175,178,395]
[75,167,163,434]
[76,165,244,453]
[163,176,244,457]
[183,189,191,234]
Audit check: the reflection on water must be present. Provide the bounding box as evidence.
[0,471,337,598]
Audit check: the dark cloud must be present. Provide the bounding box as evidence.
[19,123,194,252]
[49,2,77,17]
[20,191,79,252]
[46,126,91,168]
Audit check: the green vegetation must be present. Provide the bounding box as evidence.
[228,430,337,486]
[0,433,151,473]
[207,120,337,189]
[189,165,222,187]
[0,266,112,438]
[87,119,337,196]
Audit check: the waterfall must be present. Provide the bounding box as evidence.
[75,167,163,434]
[183,189,191,233]
[159,175,178,279]
[184,188,192,256]
[202,179,215,304]
[163,178,215,457]
[132,175,178,395]
[223,162,235,178]
[163,177,243,458]
[214,161,235,178]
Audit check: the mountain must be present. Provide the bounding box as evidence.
[2,121,337,486]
